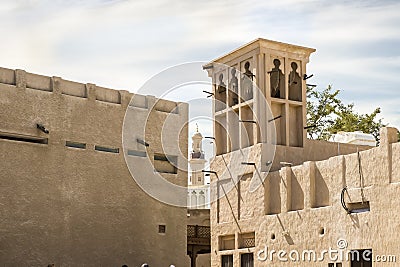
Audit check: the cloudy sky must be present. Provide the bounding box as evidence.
[1,0,399,161]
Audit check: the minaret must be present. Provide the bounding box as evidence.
[189,124,207,185]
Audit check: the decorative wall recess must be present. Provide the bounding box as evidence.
[311,164,330,208]
[217,178,234,224]
[198,191,206,208]
[288,62,302,101]
[238,173,254,220]
[271,103,286,146]
[240,106,255,148]
[219,235,235,250]
[215,72,227,112]
[288,169,304,211]
[269,58,285,99]
[228,68,239,107]
[289,105,303,147]
[190,191,197,207]
[241,61,254,101]
[227,110,240,151]
[215,115,227,155]
[264,172,281,215]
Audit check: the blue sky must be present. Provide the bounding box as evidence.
[1,0,399,162]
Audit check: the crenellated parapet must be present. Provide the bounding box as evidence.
[0,66,183,112]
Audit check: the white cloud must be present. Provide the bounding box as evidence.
[309,3,400,43]
[0,0,398,129]
[310,56,400,84]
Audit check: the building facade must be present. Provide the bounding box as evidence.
[0,67,188,266]
[204,39,399,266]
[187,127,211,267]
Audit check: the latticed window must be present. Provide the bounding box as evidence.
[242,237,255,248]
[187,225,196,237]
[197,226,210,238]
[239,232,255,248]
[187,225,210,238]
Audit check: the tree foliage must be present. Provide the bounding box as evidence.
[306,85,386,143]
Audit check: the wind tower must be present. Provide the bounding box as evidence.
[203,38,316,170]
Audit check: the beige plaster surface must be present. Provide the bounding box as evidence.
[0,67,188,266]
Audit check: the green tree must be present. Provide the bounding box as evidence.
[306,85,386,143]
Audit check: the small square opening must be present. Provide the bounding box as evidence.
[158,224,166,234]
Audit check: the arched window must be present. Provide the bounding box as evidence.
[199,191,205,208]
[191,191,197,208]
[187,193,191,208]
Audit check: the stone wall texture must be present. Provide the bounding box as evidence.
[210,128,400,266]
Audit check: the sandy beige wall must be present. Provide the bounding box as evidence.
[210,130,399,266]
[0,69,188,266]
